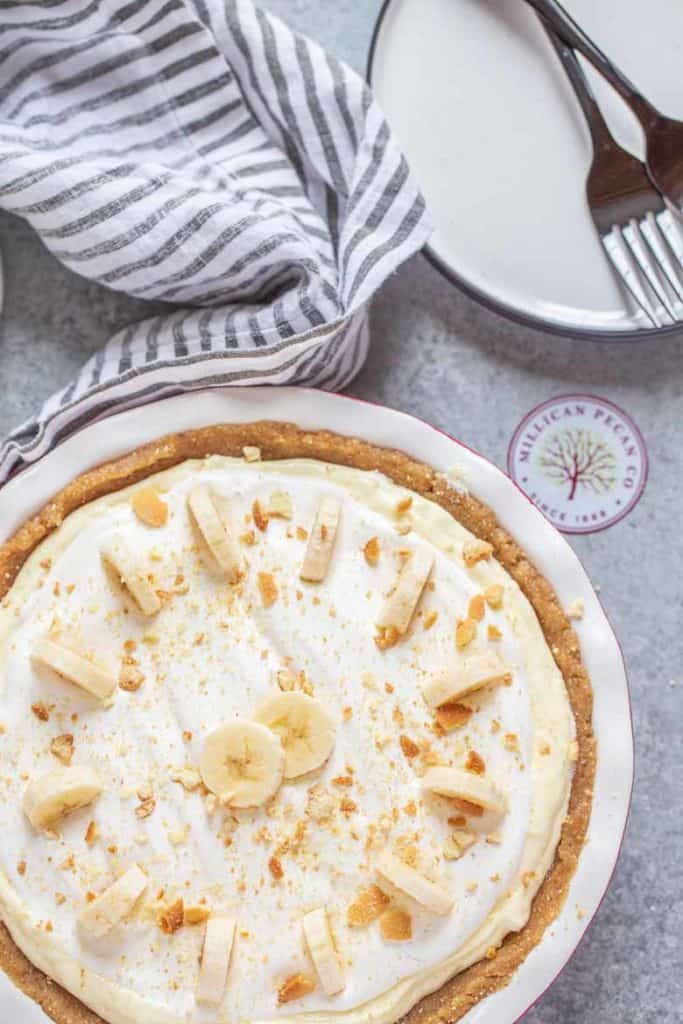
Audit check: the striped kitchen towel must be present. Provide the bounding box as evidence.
[0,0,431,482]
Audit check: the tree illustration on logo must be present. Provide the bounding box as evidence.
[538,429,617,501]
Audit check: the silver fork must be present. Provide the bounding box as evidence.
[528,0,683,215]
[545,27,683,328]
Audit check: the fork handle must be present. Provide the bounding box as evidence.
[543,27,613,153]
[524,0,657,127]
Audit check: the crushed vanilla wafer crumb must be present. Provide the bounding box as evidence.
[484,584,504,608]
[347,885,390,927]
[132,488,168,527]
[456,618,477,649]
[380,907,412,942]
[184,905,210,925]
[49,734,74,765]
[463,539,493,567]
[278,974,316,1004]
[242,446,262,462]
[258,572,278,608]
[364,537,380,566]
[252,500,269,532]
[158,899,184,935]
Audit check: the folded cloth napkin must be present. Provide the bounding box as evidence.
[0,0,431,483]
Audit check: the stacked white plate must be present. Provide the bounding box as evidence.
[369,0,683,337]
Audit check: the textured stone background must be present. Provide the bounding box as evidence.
[0,1,681,1021]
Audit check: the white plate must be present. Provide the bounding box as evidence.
[0,388,633,1023]
[368,0,683,337]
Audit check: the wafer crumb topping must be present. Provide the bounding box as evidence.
[347,885,390,927]
[278,973,316,1004]
[463,539,493,567]
[132,488,168,528]
[380,907,412,942]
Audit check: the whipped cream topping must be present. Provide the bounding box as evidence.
[0,456,575,1024]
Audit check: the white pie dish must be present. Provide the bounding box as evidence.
[0,387,633,1023]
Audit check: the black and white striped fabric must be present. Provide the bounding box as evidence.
[0,0,431,482]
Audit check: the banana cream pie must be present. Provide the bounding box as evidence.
[0,424,595,1024]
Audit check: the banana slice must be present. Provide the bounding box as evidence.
[375,852,453,916]
[377,547,434,637]
[422,652,512,709]
[300,496,341,582]
[302,908,345,996]
[421,766,507,816]
[23,765,103,830]
[34,636,116,701]
[188,486,242,582]
[79,865,148,938]
[101,535,161,617]
[196,916,236,1006]
[254,692,336,780]
[200,722,284,808]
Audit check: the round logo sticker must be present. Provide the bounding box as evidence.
[507,394,648,534]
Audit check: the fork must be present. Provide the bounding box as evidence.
[526,0,683,216]
[545,28,683,328]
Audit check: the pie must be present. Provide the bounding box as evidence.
[0,422,595,1024]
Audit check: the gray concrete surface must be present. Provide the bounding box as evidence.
[0,2,681,1021]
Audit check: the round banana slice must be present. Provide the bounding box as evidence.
[200,722,284,808]
[23,765,103,831]
[254,692,336,780]
[375,852,454,916]
[302,907,345,996]
[79,864,148,938]
[196,916,236,1006]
